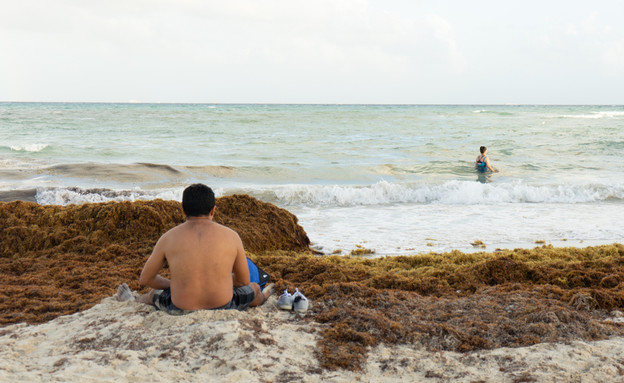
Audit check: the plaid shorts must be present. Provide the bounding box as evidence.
[152,285,255,315]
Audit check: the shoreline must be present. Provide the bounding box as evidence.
[1,193,620,257]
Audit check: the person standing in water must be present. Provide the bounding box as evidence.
[476,146,496,172]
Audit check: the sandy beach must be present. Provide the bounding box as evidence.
[2,294,624,382]
[2,197,624,382]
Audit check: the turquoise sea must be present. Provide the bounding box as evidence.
[1,103,623,254]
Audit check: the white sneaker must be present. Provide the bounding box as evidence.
[292,288,309,313]
[277,289,294,310]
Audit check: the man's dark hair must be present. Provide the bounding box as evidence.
[182,183,215,217]
[480,146,487,154]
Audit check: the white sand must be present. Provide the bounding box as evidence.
[2,293,624,382]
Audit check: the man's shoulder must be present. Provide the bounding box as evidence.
[173,220,240,237]
[213,222,240,237]
[159,222,194,240]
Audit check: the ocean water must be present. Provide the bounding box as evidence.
[1,103,623,255]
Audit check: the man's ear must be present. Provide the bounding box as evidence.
[209,206,216,218]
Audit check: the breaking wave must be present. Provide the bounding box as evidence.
[261,180,624,206]
[35,187,183,206]
[34,180,624,207]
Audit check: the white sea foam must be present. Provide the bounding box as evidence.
[560,111,624,119]
[296,202,624,255]
[9,144,49,152]
[40,180,617,208]
[28,183,624,256]
[262,180,624,207]
[39,180,624,208]
[35,187,183,206]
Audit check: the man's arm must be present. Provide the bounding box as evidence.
[232,234,250,287]
[139,235,171,289]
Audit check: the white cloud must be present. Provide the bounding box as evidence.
[0,1,622,103]
[603,40,624,76]
[425,14,467,74]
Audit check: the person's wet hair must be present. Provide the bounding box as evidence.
[480,146,487,154]
[182,183,215,217]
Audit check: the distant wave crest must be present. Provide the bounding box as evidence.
[10,144,49,152]
[472,110,514,116]
[560,111,624,119]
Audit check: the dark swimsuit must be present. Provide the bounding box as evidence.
[476,155,488,172]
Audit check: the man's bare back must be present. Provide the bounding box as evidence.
[142,217,248,309]
[138,184,271,312]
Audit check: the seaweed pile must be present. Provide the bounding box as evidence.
[0,196,309,325]
[2,197,624,372]
[256,245,624,370]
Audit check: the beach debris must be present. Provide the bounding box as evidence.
[569,292,598,311]
[471,240,486,248]
[349,247,376,256]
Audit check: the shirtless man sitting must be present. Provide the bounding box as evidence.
[133,183,272,314]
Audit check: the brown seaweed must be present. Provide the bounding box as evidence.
[252,245,624,370]
[2,197,624,371]
[0,196,310,325]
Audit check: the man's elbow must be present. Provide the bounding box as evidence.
[138,273,150,286]
[233,275,250,287]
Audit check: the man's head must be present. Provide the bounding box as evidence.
[480,146,487,154]
[182,183,215,217]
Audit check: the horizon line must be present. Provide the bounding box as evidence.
[1,101,623,107]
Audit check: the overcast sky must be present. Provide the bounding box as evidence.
[1,0,623,104]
